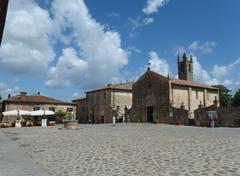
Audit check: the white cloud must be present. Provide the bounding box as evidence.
[127,46,141,55]
[186,55,240,91]
[45,48,88,88]
[46,0,128,89]
[0,82,19,99]
[192,56,219,85]
[0,0,55,74]
[148,51,169,76]
[127,17,154,37]
[128,17,154,31]
[72,92,82,99]
[188,41,216,54]
[143,17,154,25]
[175,46,186,56]
[143,0,169,15]
[108,13,120,18]
[212,58,240,79]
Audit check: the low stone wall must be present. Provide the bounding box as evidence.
[64,120,78,129]
[171,107,189,125]
[195,106,240,127]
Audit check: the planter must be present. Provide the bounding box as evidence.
[64,120,78,129]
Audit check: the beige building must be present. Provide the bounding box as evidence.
[131,53,219,124]
[1,92,75,123]
[73,82,133,123]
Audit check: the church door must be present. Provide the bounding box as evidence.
[101,116,104,123]
[146,106,154,123]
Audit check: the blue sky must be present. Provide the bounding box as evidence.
[0,0,240,101]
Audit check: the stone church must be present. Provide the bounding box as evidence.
[131,53,219,124]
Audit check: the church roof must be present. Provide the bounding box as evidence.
[170,78,218,90]
[140,70,218,91]
[86,82,133,93]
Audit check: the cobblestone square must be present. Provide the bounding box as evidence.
[2,124,240,176]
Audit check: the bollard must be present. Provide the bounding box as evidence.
[113,116,116,126]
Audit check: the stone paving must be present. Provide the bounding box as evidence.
[0,130,48,176]
[1,124,240,176]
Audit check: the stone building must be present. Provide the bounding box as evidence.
[195,104,240,127]
[72,98,88,123]
[73,82,133,123]
[1,92,75,123]
[131,53,219,124]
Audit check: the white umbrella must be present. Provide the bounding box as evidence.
[2,109,31,116]
[30,110,55,116]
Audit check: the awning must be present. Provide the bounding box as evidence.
[30,110,55,116]
[2,109,31,116]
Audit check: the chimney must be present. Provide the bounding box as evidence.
[37,92,40,95]
[20,92,27,98]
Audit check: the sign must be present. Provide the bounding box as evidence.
[207,111,217,119]
[207,111,217,128]
[42,119,47,127]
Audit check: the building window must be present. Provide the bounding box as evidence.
[103,92,106,99]
[91,95,94,103]
[82,107,85,112]
[86,95,89,101]
[97,93,99,100]
[33,106,40,111]
[147,83,152,89]
[67,108,73,112]
[49,107,55,112]
[196,90,199,99]
[181,63,184,72]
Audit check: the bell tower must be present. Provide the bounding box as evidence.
[178,53,193,81]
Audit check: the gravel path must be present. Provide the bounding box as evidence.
[1,124,240,176]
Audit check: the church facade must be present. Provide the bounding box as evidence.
[131,53,219,124]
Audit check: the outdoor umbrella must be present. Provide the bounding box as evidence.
[2,109,31,116]
[30,110,55,116]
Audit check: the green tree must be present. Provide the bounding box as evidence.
[212,85,232,107]
[55,110,67,117]
[232,89,240,106]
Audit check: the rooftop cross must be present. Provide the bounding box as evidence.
[147,62,151,71]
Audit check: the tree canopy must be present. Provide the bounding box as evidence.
[212,85,232,107]
[55,110,67,117]
[232,89,240,106]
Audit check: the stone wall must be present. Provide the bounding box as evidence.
[131,71,171,123]
[170,106,189,125]
[195,105,240,127]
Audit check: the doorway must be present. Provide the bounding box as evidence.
[91,114,95,124]
[146,106,154,123]
[101,116,104,123]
